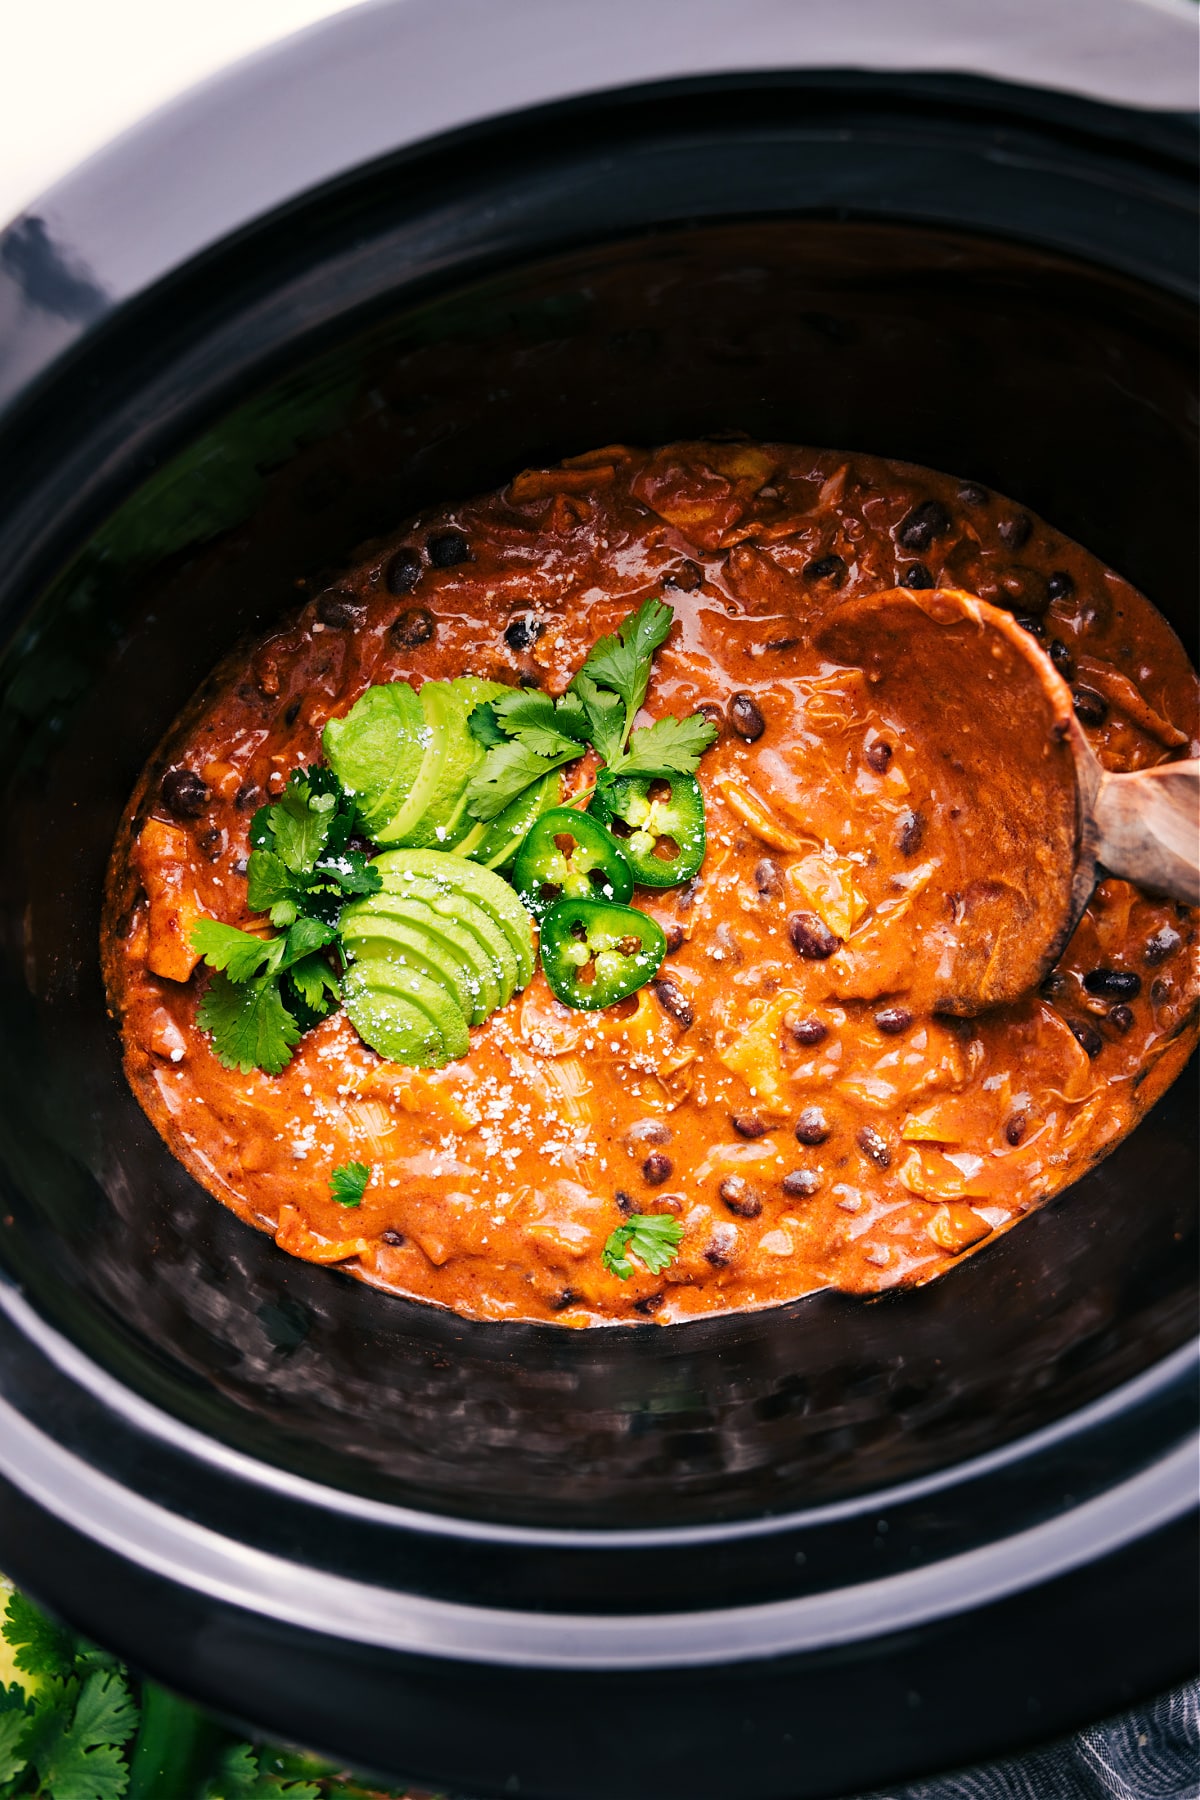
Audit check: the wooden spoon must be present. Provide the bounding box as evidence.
[816,586,1198,1016]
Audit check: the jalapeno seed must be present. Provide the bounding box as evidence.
[161,768,210,818]
[795,1107,830,1145]
[386,547,422,594]
[718,1176,763,1218]
[788,912,838,959]
[897,499,950,552]
[729,693,766,741]
[1083,968,1141,999]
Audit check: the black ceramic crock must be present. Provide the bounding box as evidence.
[0,53,1195,1800]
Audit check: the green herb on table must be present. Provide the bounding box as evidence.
[329,1162,371,1207]
[601,1212,685,1280]
[192,768,376,1075]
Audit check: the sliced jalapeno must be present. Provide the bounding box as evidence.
[539,898,666,1011]
[513,807,633,921]
[590,774,706,888]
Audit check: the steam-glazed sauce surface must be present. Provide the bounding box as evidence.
[103,442,1199,1324]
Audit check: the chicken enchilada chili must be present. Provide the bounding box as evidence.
[102,441,1199,1324]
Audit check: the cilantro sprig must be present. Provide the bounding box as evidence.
[464,599,717,819]
[191,767,378,1075]
[329,1161,371,1207]
[602,1212,685,1280]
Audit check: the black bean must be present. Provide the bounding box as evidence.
[897,809,925,856]
[663,923,685,953]
[615,1189,637,1215]
[316,590,359,627]
[790,1018,828,1048]
[998,512,1032,551]
[866,740,893,773]
[795,1107,830,1146]
[782,1169,821,1198]
[1069,1019,1104,1058]
[1048,639,1075,681]
[1014,614,1046,638]
[283,698,301,727]
[731,1113,768,1139]
[719,1176,763,1218]
[675,879,699,914]
[857,1126,892,1168]
[643,1152,673,1186]
[875,1007,913,1035]
[704,1224,738,1267]
[1047,570,1074,601]
[1083,968,1141,999]
[1109,1004,1135,1034]
[958,483,990,506]
[380,1229,406,1247]
[653,979,693,1030]
[788,912,838,959]
[234,780,263,812]
[198,826,223,863]
[755,858,782,898]
[1145,925,1182,966]
[897,499,951,552]
[386,547,422,594]
[1005,1110,1028,1147]
[552,1288,581,1311]
[1072,686,1108,727]
[729,692,766,741]
[665,560,703,591]
[1151,977,1173,1006]
[900,564,934,590]
[1040,968,1068,1000]
[804,553,846,586]
[161,768,210,818]
[632,1291,665,1315]
[427,528,470,567]
[504,616,542,651]
[697,701,725,736]
[995,567,1050,617]
[391,606,436,648]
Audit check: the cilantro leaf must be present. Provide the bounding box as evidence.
[204,1741,322,1799]
[0,1689,30,1787]
[191,919,281,985]
[266,773,335,876]
[611,712,718,779]
[278,917,336,970]
[285,955,341,1022]
[602,1213,684,1280]
[22,1670,136,1800]
[245,850,296,918]
[311,850,381,899]
[466,741,581,822]
[577,598,673,743]
[197,972,301,1075]
[329,1161,370,1207]
[2,1592,74,1682]
[490,688,592,758]
[567,671,626,768]
[466,702,508,749]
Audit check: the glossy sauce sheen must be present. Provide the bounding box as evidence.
[103,442,1200,1325]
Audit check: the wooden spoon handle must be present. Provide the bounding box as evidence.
[1092,759,1200,904]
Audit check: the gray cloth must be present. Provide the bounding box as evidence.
[864,1683,1199,1800]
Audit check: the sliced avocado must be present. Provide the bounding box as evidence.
[356,874,517,1005]
[344,956,471,1063]
[340,909,483,1026]
[374,849,535,986]
[344,892,505,1020]
[455,769,561,870]
[322,683,426,840]
[343,980,447,1067]
[390,682,480,850]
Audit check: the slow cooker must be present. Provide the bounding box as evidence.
[0,3,1196,1794]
